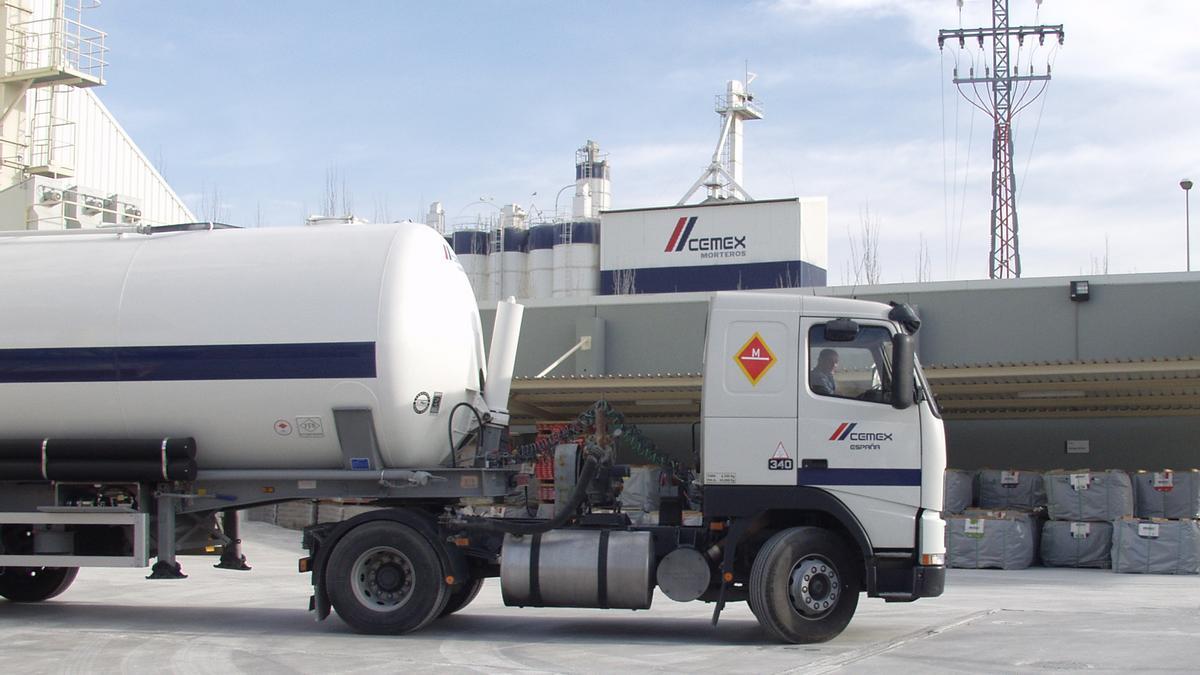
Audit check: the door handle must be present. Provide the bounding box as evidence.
[801,458,828,469]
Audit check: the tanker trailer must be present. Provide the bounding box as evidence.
[0,223,945,643]
[0,221,517,590]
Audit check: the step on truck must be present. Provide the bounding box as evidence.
[0,221,945,643]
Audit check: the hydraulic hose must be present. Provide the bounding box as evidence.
[447,453,601,536]
[447,402,487,469]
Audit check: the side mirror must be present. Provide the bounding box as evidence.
[823,318,860,342]
[891,333,915,410]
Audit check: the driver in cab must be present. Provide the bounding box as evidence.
[810,348,839,395]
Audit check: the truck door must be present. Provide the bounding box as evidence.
[796,318,922,546]
[701,307,799,487]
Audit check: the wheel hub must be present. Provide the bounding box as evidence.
[788,556,840,618]
[351,546,416,612]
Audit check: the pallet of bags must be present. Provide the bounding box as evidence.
[977,469,1045,510]
[1111,518,1200,575]
[1133,469,1200,519]
[946,510,1036,570]
[1044,469,1134,521]
[943,468,975,514]
[1040,520,1113,568]
[966,506,1046,563]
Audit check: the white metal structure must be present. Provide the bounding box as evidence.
[0,1,194,230]
[0,0,105,182]
[425,201,445,234]
[679,77,763,205]
[487,204,528,302]
[573,140,609,219]
[0,223,484,469]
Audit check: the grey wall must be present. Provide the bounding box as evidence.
[947,417,1197,472]
[481,273,1200,471]
[852,274,1200,363]
[482,297,710,378]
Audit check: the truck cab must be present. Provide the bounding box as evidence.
[699,292,945,641]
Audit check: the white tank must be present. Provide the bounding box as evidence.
[526,224,556,299]
[487,228,527,302]
[0,223,487,470]
[452,229,489,302]
[553,221,600,297]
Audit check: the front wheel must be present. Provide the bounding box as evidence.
[748,527,860,644]
[0,566,79,602]
[326,521,448,634]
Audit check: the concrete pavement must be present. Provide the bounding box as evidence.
[1,521,1196,674]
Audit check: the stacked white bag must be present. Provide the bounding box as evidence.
[1113,469,1200,574]
[978,469,1046,510]
[947,508,1037,570]
[946,469,1043,569]
[1132,469,1200,519]
[1041,469,1133,568]
[943,469,975,514]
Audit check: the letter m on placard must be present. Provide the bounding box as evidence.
[734,332,777,385]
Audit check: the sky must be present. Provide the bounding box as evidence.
[92,1,1199,284]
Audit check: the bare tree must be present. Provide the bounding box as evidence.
[915,233,932,283]
[373,195,391,224]
[323,166,353,218]
[611,269,637,295]
[198,182,228,223]
[846,202,882,285]
[776,266,803,288]
[153,144,167,181]
[1090,234,1110,275]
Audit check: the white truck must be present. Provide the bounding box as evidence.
[0,222,945,643]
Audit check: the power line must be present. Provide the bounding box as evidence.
[938,1,1064,279]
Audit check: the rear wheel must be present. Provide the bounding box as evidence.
[748,527,860,644]
[439,576,484,617]
[0,566,78,602]
[326,521,448,634]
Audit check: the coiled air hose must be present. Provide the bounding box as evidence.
[447,452,602,536]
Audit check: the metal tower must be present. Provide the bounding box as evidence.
[678,76,763,205]
[938,1,1063,279]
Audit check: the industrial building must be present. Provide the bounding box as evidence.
[485,272,1200,472]
[0,0,193,232]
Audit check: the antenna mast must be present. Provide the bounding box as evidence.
[938,0,1063,279]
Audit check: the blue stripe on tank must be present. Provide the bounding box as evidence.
[0,342,377,383]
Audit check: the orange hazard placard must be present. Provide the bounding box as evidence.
[734,332,776,385]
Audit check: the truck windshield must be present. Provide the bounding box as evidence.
[808,324,894,404]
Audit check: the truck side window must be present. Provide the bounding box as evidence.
[807,325,894,404]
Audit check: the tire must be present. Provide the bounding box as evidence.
[0,566,79,602]
[326,521,449,635]
[748,527,860,644]
[438,576,484,618]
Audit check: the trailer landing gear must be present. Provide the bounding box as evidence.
[214,510,251,571]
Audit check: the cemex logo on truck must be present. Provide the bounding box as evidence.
[829,422,893,451]
[663,216,747,259]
